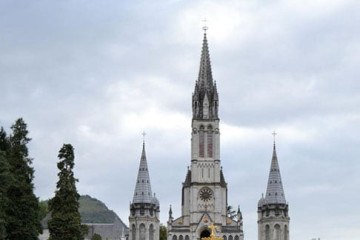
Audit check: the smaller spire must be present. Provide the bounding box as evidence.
[264,134,286,205]
[132,138,153,204]
[169,205,173,221]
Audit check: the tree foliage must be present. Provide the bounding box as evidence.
[48,144,84,240]
[0,151,10,239]
[0,128,10,239]
[91,233,102,240]
[5,119,41,239]
[160,224,167,240]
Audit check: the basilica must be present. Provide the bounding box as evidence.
[129,31,290,240]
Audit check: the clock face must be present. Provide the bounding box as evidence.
[199,187,213,201]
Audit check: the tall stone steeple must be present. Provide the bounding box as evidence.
[168,30,243,240]
[129,140,160,240]
[258,139,289,240]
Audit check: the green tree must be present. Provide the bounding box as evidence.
[91,233,102,240]
[48,144,84,240]
[0,127,10,238]
[6,118,41,239]
[159,224,167,240]
[0,151,11,239]
[38,200,49,222]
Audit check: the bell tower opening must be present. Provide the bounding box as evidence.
[200,229,211,239]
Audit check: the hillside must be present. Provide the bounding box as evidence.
[79,195,119,223]
[41,195,123,227]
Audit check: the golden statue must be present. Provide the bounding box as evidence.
[201,223,223,240]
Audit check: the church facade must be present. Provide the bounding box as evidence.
[129,31,289,240]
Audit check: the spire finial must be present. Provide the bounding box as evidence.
[272,131,277,145]
[202,18,208,33]
[142,131,146,144]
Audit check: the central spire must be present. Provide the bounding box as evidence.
[198,33,214,89]
[192,32,219,120]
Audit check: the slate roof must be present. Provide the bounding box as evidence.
[264,143,286,204]
[132,142,153,203]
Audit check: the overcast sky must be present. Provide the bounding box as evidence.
[1,1,360,240]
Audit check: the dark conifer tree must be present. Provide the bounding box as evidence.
[0,127,10,238]
[6,118,41,239]
[48,144,84,240]
[0,150,11,239]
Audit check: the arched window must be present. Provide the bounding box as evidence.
[132,224,136,240]
[179,235,183,240]
[234,236,239,240]
[185,235,190,240]
[223,236,227,240]
[265,225,270,240]
[228,235,233,240]
[139,224,146,240]
[199,130,205,157]
[207,132,213,158]
[274,224,281,240]
[149,224,154,240]
[284,225,288,240]
[172,235,177,240]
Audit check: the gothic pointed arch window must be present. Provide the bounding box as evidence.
[149,224,154,240]
[139,224,146,240]
[132,224,136,240]
[265,225,270,240]
[172,236,177,240]
[207,125,213,158]
[274,224,281,240]
[199,126,205,157]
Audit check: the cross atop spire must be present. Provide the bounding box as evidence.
[272,131,277,144]
[142,131,146,144]
[202,18,208,33]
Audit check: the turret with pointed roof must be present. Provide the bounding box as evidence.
[129,140,160,240]
[258,139,290,240]
[132,142,153,203]
[264,143,286,204]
